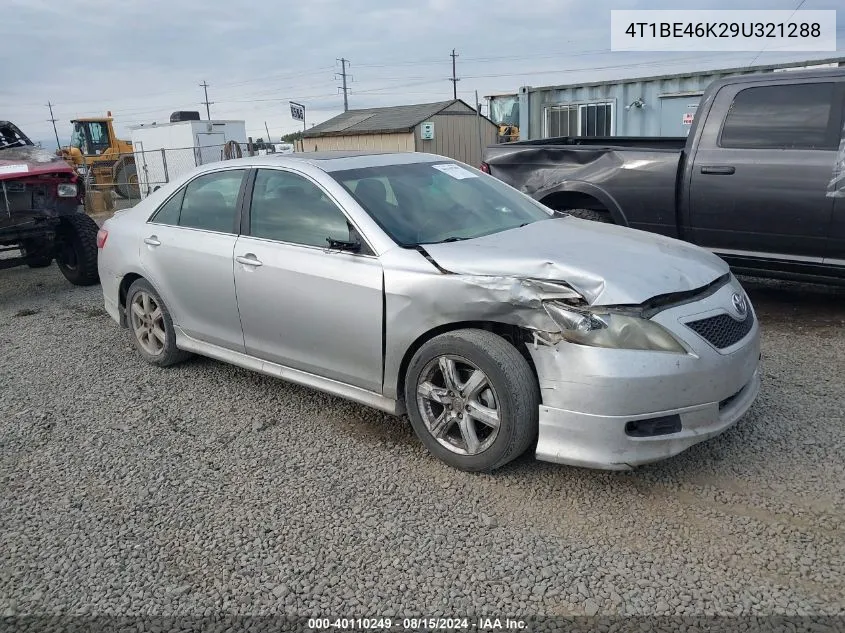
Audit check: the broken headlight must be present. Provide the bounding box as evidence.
[543,302,686,353]
[57,183,78,197]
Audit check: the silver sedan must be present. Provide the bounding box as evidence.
[97,151,761,471]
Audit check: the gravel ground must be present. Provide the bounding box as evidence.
[1,263,844,625]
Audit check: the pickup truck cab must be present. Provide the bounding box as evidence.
[482,67,845,284]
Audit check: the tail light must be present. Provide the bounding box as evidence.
[480,162,491,174]
[96,228,108,249]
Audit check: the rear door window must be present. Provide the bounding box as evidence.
[149,170,245,233]
[719,83,838,150]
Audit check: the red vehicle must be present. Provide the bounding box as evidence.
[0,120,99,285]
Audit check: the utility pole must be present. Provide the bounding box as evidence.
[475,89,483,164]
[336,58,351,112]
[264,121,272,143]
[46,101,61,150]
[449,49,459,100]
[199,81,213,120]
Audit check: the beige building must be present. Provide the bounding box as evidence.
[302,100,498,167]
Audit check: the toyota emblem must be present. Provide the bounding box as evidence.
[731,293,748,320]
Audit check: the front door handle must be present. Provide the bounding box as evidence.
[700,165,736,175]
[144,236,161,246]
[236,254,263,267]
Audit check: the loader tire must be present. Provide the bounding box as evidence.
[114,161,139,200]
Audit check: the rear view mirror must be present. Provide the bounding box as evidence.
[326,237,361,253]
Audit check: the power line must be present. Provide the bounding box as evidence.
[748,0,807,67]
[449,49,460,99]
[46,101,61,149]
[199,81,213,119]
[336,58,351,111]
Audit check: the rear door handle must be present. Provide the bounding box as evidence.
[144,236,161,246]
[700,165,735,175]
[236,254,263,267]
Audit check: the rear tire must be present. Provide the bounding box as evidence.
[566,208,612,223]
[20,240,53,268]
[55,213,100,286]
[404,328,539,472]
[126,278,192,367]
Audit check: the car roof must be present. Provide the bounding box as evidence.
[199,151,449,174]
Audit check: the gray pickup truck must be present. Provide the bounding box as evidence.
[482,67,845,284]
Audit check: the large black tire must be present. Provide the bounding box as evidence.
[566,208,612,223]
[114,161,139,200]
[126,278,192,367]
[55,213,100,286]
[404,328,539,472]
[20,239,53,268]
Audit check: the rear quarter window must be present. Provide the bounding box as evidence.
[149,189,184,225]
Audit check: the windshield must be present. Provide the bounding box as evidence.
[332,161,552,246]
[70,123,86,150]
[490,96,519,126]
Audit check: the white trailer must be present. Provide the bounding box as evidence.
[129,119,247,198]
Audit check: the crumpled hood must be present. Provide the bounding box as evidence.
[422,216,729,305]
[0,146,74,181]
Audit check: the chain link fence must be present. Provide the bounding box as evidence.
[80,141,271,215]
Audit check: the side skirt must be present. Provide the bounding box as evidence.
[174,327,404,416]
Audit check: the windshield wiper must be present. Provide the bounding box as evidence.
[414,236,470,245]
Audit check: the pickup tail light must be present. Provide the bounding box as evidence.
[96,228,108,249]
[480,162,491,174]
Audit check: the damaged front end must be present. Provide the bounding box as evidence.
[1,121,83,269]
[455,271,709,356]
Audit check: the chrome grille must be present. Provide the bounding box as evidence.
[686,312,754,349]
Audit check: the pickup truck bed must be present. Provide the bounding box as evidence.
[485,142,686,238]
[483,67,845,285]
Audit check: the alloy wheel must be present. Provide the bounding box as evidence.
[416,355,501,456]
[130,291,166,356]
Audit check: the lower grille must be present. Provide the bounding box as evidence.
[719,387,744,411]
[686,312,754,349]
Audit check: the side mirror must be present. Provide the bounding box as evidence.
[326,237,361,253]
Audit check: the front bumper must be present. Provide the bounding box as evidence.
[529,277,762,470]
[535,367,760,469]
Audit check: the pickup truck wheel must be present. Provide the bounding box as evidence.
[20,240,53,268]
[126,279,192,367]
[567,208,612,223]
[55,213,100,286]
[404,329,539,472]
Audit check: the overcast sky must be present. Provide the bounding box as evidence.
[2,0,842,146]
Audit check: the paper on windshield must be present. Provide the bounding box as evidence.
[432,163,477,180]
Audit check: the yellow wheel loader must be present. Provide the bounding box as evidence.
[488,95,520,143]
[59,113,139,199]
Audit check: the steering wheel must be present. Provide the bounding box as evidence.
[414,203,466,244]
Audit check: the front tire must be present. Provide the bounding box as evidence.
[55,213,99,286]
[126,278,192,367]
[114,161,139,199]
[404,329,539,472]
